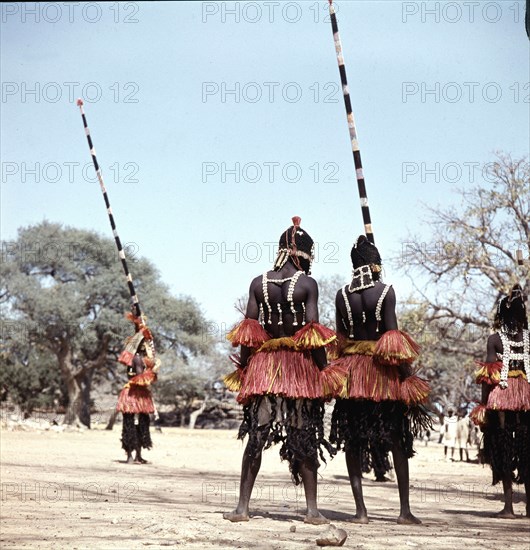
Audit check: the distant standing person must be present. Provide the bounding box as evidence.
[455,413,471,462]
[472,285,530,518]
[442,409,458,461]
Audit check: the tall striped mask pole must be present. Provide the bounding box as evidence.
[328,0,375,244]
[76,98,142,319]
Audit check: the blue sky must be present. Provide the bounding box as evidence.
[1,1,528,328]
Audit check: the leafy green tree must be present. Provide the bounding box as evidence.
[0,221,213,426]
[0,337,63,417]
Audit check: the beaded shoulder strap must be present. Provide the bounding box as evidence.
[341,285,355,338]
[341,284,391,337]
[498,329,530,388]
[260,271,305,326]
[261,272,272,325]
[288,271,305,326]
[375,284,391,322]
[375,284,391,334]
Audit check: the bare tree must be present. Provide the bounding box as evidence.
[400,153,528,321]
[395,153,529,409]
[1,222,214,426]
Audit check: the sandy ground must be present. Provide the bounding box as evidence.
[1,425,529,550]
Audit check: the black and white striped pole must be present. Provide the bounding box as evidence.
[76,98,142,319]
[328,0,375,244]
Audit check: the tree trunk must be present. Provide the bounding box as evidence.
[189,400,207,430]
[63,379,82,425]
[106,410,119,430]
[78,370,94,428]
[180,409,187,428]
[58,346,83,426]
[59,335,109,427]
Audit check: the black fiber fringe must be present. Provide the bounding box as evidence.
[330,399,431,475]
[481,410,530,485]
[238,396,335,485]
[121,413,152,453]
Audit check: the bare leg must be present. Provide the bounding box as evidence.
[494,476,517,518]
[299,458,329,525]
[392,442,421,524]
[345,449,368,523]
[223,434,265,522]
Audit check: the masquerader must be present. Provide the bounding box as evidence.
[116,314,159,464]
[471,285,530,518]
[324,236,430,524]
[76,100,160,461]
[441,407,458,461]
[223,217,336,524]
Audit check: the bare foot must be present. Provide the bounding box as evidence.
[126,455,134,464]
[493,509,517,519]
[349,513,369,524]
[397,513,422,525]
[134,457,147,464]
[223,511,249,522]
[304,512,330,525]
